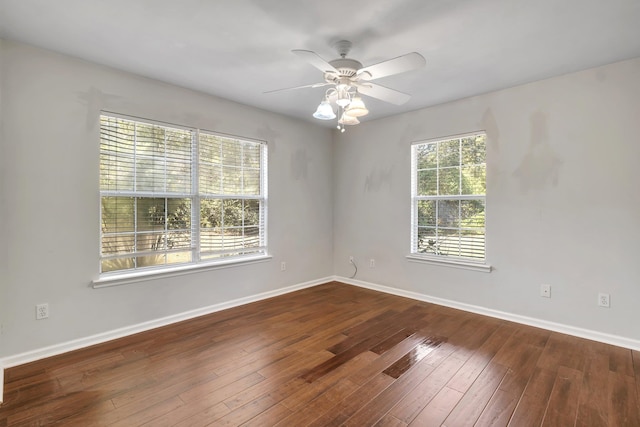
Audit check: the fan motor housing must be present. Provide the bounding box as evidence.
[328,58,363,77]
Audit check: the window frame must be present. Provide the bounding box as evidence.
[408,131,491,272]
[95,112,269,286]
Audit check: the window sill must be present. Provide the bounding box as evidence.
[92,254,273,288]
[406,254,492,273]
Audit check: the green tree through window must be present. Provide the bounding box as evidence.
[99,114,267,274]
[411,133,486,261]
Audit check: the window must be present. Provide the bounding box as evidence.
[410,132,486,264]
[99,114,267,275]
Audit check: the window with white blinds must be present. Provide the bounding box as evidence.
[410,133,486,262]
[99,114,267,275]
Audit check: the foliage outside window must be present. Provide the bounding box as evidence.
[99,114,267,275]
[411,133,486,262]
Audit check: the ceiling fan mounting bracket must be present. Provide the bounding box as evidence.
[333,40,352,58]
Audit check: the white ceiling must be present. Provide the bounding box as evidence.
[1,0,640,127]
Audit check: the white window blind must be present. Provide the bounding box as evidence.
[411,132,486,262]
[99,114,267,275]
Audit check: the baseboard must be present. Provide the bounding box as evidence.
[337,276,640,352]
[3,275,639,401]
[0,276,332,370]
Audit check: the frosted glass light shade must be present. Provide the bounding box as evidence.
[345,96,369,117]
[338,112,360,125]
[312,100,336,120]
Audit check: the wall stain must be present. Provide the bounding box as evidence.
[291,149,310,180]
[256,123,281,153]
[364,165,394,192]
[77,87,122,130]
[512,111,563,193]
[481,108,500,152]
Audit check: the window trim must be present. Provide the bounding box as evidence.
[409,131,491,272]
[97,112,268,282]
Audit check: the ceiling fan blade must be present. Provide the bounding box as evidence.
[264,82,331,94]
[356,52,425,81]
[292,49,339,74]
[355,82,411,105]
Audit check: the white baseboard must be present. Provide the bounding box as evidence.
[3,275,639,403]
[337,276,640,352]
[0,277,332,371]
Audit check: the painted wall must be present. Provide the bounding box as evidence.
[0,40,334,358]
[333,57,640,341]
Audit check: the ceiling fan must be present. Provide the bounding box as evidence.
[266,40,426,131]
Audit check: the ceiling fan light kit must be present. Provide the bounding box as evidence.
[268,40,426,132]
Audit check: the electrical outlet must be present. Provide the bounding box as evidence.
[369,259,375,268]
[280,261,286,271]
[540,284,551,298]
[36,303,49,320]
[598,293,610,308]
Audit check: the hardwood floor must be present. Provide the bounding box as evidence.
[1,281,639,426]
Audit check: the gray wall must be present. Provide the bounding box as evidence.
[333,57,640,341]
[0,40,334,357]
[2,38,639,361]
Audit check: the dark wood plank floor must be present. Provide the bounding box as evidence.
[1,281,639,426]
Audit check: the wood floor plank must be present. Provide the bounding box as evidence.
[307,373,395,427]
[608,370,640,426]
[442,362,509,427]
[540,366,583,426]
[389,348,469,423]
[575,343,610,426]
[1,281,638,426]
[409,385,463,426]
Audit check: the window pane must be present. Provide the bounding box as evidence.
[199,163,222,195]
[137,253,166,268]
[438,139,460,167]
[417,170,437,196]
[416,143,437,169]
[461,200,485,229]
[101,258,134,273]
[438,200,460,228]
[101,197,134,233]
[222,138,242,167]
[136,156,166,192]
[167,198,191,230]
[166,159,191,193]
[244,199,260,227]
[201,198,223,228]
[243,168,261,195]
[200,228,223,253]
[136,123,165,156]
[101,234,135,256]
[437,228,461,257]
[460,230,485,259]
[222,166,242,193]
[438,167,460,195]
[137,232,167,252]
[244,226,260,248]
[461,135,486,165]
[243,143,261,168]
[417,227,440,255]
[137,198,166,232]
[417,200,436,227]
[166,251,192,265]
[461,166,486,195]
[223,199,244,228]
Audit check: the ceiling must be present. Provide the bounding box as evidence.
[1,0,640,127]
